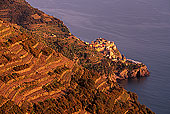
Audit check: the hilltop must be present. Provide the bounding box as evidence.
[0,0,154,113]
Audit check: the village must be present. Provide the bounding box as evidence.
[85,37,126,62]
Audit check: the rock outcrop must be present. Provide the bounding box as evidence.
[87,38,150,81]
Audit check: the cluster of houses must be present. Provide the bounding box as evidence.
[85,38,126,62]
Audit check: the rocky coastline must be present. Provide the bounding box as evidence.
[86,38,150,82]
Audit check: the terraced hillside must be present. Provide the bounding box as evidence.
[0,0,70,38]
[0,20,81,113]
[0,20,111,113]
[0,20,154,114]
[0,0,154,114]
[0,0,150,82]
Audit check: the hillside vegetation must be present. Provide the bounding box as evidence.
[0,0,154,114]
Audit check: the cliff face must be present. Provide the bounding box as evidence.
[0,0,154,114]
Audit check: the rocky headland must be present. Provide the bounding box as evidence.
[85,38,150,82]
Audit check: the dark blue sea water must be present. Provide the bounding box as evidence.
[26,0,170,113]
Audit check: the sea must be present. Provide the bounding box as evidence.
[26,0,170,113]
